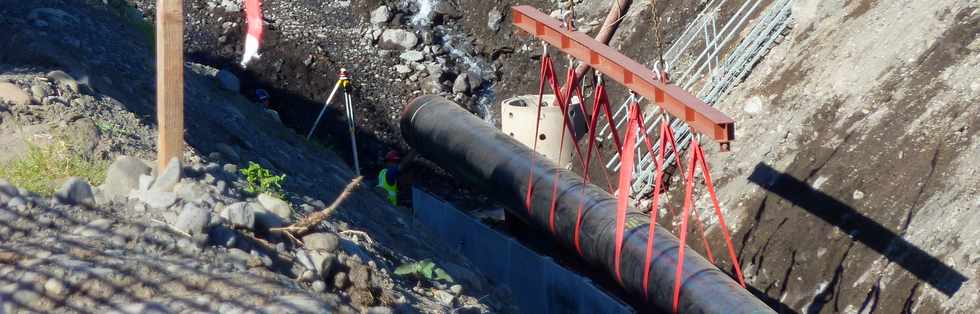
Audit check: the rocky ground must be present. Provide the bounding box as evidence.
[0,1,510,313]
[4,0,976,313]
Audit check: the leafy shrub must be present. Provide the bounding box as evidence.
[240,162,286,197]
[394,259,454,283]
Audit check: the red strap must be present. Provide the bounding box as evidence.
[525,56,554,213]
[613,101,639,284]
[602,99,625,156]
[640,117,683,299]
[546,67,575,233]
[695,143,745,287]
[574,82,611,254]
[672,137,700,314]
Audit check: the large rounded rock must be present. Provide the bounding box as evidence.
[221,202,256,230]
[55,177,95,206]
[46,70,78,93]
[378,29,418,50]
[150,157,182,193]
[370,6,391,25]
[257,193,292,222]
[0,82,31,106]
[103,156,151,201]
[175,203,211,236]
[302,232,340,253]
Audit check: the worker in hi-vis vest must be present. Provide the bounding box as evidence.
[377,150,401,205]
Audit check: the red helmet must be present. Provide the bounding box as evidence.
[384,150,401,162]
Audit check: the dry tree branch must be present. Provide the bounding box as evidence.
[271,176,364,237]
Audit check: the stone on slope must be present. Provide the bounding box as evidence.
[0,82,31,106]
[175,203,211,236]
[395,65,412,75]
[46,70,78,93]
[0,179,18,201]
[150,157,181,192]
[103,156,151,201]
[370,6,391,26]
[257,193,292,222]
[55,177,95,206]
[302,232,340,253]
[311,252,336,278]
[138,175,154,191]
[379,29,418,50]
[399,50,425,62]
[30,84,47,103]
[487,7,503,32]
[221,202,255,230]
[252,202,285,229]
[452,73,470,94]
[141,191,177,209]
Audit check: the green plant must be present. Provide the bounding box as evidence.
[0,141,108,196]
[240,161,286,197]
[394,259,454,283]
[95,120,121,134]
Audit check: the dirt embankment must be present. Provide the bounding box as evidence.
[701,1,980,313]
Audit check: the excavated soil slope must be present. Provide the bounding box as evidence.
[702,1,980,313]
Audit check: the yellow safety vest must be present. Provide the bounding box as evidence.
[377,168,397,205]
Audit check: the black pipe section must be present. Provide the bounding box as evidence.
[402,96,773,313]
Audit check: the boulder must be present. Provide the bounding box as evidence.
[46,70,78,93]
[370,6,391,26]
[103,156,151,201]
[302,233,340,253]
[378,29,418,50]
[487,7,503,32]
[452,73,470,94]
[150,157,181,193]
[175,203,211,236]
[0,82,31,106]
[221,202,256,230]
[55,177,95,206]
[0,179,18,200]
[399,50,425,62]
[30,84,47,103]
[253,202,285,229]
[142,191,177,209]
[257,193,292,222]
[394,65,412,75]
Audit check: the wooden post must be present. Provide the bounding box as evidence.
[156,0,184,170]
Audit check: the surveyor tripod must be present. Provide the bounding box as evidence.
[308,68,360,176]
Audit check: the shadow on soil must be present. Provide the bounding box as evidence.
[747,163,966,297]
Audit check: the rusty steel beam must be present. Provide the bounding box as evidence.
[512,5,735,148]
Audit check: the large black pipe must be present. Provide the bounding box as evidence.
[402,96,772,313]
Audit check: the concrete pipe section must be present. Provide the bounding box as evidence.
[401,95,773,313]
[500,94,588,167]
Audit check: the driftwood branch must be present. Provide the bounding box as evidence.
[271,176,363,236]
